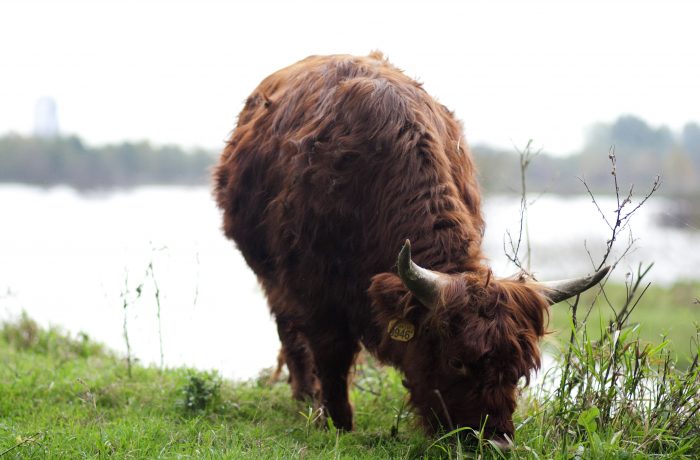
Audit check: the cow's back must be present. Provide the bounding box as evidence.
[213,52,484,330]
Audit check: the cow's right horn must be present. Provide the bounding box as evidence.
[397,240,447,308]
[540,266,611,305]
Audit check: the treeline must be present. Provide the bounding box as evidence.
[474,115,700,196]
[1,115,699,196]
[0,134,214,190]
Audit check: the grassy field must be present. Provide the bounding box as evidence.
[1,316,429,459]
[1,280,699,458]
[548,280,700,366]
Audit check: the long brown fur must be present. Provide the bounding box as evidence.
[213,52,549,442]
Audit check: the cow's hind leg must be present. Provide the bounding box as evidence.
[267,347,286,384]
[275,317,317,401]
[307,330,360,431]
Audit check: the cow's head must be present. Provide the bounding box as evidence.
[369,240,608,448]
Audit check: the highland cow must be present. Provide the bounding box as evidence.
[213,52,607,447]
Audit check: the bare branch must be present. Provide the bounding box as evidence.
[558,145,661,409]
[503,139,541,274]
[619,175,661,226]
[580,176,613,231]
[580,150,661,273]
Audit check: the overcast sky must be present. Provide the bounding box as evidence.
[1,0,699,155]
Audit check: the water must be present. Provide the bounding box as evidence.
[0,185,278,380]
[482,194,700,283]
[1,185,698,380]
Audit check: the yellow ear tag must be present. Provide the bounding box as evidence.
[388,319,415,342]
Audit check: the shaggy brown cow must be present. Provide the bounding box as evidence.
[213,52,607,447]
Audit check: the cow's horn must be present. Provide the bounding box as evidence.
[397,240,446,308]
[540,266,611,305]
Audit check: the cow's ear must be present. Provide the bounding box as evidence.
[368,272,420,327]
[369,273,407,313]
[368,272,420,345]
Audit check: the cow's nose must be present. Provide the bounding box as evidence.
[489,436,513,451]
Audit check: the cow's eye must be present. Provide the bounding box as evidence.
[448,358,466,374]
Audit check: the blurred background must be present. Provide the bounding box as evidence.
[1,0,699,378]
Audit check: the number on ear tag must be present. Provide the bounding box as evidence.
[388,319,415,342]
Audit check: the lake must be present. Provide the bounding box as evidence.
[1,185,698,380]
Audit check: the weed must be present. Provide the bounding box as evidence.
[299,405,326,436]
[179,370,222,414]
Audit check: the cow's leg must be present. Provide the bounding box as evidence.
[267,346,286,384]
[307,332,360,431]
[275,316,317,401]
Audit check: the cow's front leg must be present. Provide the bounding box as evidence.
[307,332,359,431]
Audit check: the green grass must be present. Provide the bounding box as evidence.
[0,314,432,458]
[548,279,700,365]
[1,278,700,459]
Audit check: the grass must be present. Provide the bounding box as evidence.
[1,278,700,459]
[548,279,700,366]
[0,314,430,458]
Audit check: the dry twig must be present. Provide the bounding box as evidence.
[504,139,541,274]
[0,432,44,456]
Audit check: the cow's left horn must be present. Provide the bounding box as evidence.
[540,266,611,305]
[397,239,447,308]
